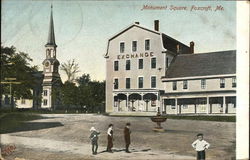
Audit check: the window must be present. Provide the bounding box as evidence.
[151,76,156,88]
[138,77,143,88]
[173,81,177,90]
[126,78,131,89]
[114,79,119,89]
[126,60,130,70]
[43,99,48,106]
[114,61,119,71]
[138,59,143,69]
[43,90,48,96]
[232,77,236,88]
[21,99,25,104]
[145,39,150,50]
[151,57,156,69]
[132,41,137,52]
[120,42,125,53]
[166,57,169,68]
[201,79,206,89]
[183,80,188,89]
[220,78,225,88]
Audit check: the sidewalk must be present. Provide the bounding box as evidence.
[1,134,195,159]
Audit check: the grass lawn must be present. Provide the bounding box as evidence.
[0,112,42,134]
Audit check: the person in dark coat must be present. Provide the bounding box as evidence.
[124,123,131,153]
[89,127,100,155]
[106,124,114,152]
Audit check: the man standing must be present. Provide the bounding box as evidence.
[89,127,100,155]
[106,124,114,152]
[124,123,131,153]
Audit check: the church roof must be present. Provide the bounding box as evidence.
[164,50,236,78]
[46,5,56,47]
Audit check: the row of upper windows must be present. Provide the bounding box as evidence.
[114,58,157,71]
[120,39,150,53]
[172,78,236,90]
[114,76,157,89]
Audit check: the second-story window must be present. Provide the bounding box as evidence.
[114,79,119,89]
[173,81,177,90]
[183,80,188,89]
[145,39,150,50]
[220,78,225,88]
[43,90,48,96]
[126,78,131,89]
[120,42,125,53]
[201,79,206,89]
[132,41,137,52]
[138,77,143,88]
[114,61,119,71]
[151,76,156,88]
[232,77,236,88]
[138,59,143,69]
[126,60,130,70]
[151,57,156,69]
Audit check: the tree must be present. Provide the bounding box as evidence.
[76,74,91,86]
[60,81,79,110]
[60,59,80,82]
[1,45,38,107]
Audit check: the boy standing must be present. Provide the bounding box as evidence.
[124,123,131,153]
[89,127,100,155]
[192,133,210,160]
[106,124,114,153]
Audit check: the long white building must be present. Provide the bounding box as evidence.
[104,20,236,114]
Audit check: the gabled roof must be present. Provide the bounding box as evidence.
[108,23,160,41]
[105,22,191,57]
[164,50,236,78]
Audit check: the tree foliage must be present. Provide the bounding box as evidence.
[1,45,38,99]
[60,59,80,82]
[58,74,105,112]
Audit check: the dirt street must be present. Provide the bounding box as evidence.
[1,114,235,160]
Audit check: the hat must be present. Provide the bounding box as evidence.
[90,127,96,131]
[197,133,203,137]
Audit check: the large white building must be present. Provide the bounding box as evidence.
[104,20,236,114]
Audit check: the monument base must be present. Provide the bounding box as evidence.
[152,128,165,132]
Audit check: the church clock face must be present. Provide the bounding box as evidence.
[45,61,50,68]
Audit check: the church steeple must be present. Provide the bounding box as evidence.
[46,4,57,47]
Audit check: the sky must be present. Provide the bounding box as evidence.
[1,0,236,82]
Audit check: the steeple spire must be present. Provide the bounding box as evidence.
[46,4,56,47]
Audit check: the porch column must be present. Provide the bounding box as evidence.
[126,93,129,112]
[141,93,144,111]
[175,98,178,115]
[113,93,116,112]
[223,96,226,114]
[156,92,160,113]
[206,97,209,114]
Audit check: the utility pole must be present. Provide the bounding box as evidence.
[1,78,21,111]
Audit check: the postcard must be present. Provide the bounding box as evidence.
[1,0,249,160]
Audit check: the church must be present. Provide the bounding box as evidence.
[104,20,236,115]
[1,5,62,109]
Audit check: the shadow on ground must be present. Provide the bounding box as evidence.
[98,148,151,154]
[1,122,64,134]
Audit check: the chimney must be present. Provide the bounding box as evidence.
[154,20,159,31]
[190,41,194,54]
[135,22,140,25]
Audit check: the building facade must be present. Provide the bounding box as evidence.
[105,20,236,114]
